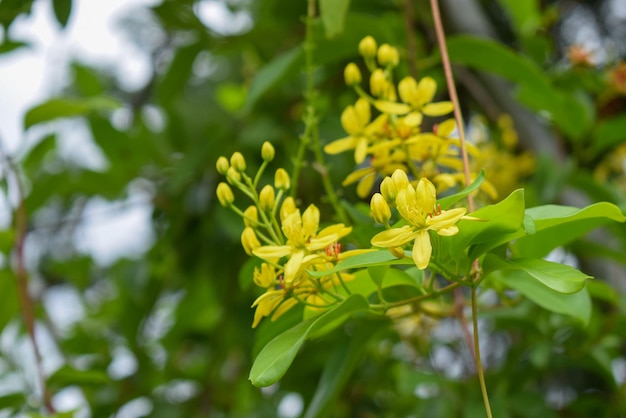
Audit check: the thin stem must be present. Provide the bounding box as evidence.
[0,146,55,413]
[293,0,348,224]
[472,287,493,418]
[372,280,461,310]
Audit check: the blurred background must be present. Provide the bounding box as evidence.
[0,0,625,416]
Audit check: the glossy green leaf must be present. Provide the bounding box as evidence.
[244,46,303,111]
[487,269,591,324]
[24,96,120,129]
[48,365,109,388]
[483,254,592,294]
[304,318,385,418]
[513,202,626,258]
[319,0,351,38]
[437,170,485,210]
[309,250,414,277]
[249,294,369,387]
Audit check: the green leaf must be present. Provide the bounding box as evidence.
[590,113,626,156]
[367,265,387,287]
[0,269,20,331]
[48,365,109,388]
[513,202,626,258]
[249,294,369,387]
[483,254,592,294]
[496,0,540,35]
[309,250,414,277]
[437,170,485,210]
[0,393,25,410]
[304,318,385,418]
[487,269,591,325]
[343,268,423,299]
[0,39,28,54]
[52,0,72,27]
[448,188,525,260]
[24,96,121,129]
[244,46,303,111]
[319,0,351,38]
[0,229,15,254]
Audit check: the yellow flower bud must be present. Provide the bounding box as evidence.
[243,205,258,227]
[389,246,405,258]
[274,168,291,190]
[261,141,275,161]
[358,36,377,58]
[241,227,261,255]
[302,204,320,238]
[216,156,229,175]
[254,263,275,288]
[380,177,397,203]
[216,182,234,207]
[391,169,409,192]
[226,166,241,184]
[230,152,246,172]
[370,69,387,97]
[259,185,275,212]
[344,63,362,86]
[280,196,297,221]
[370,193,391,224]
[377,43,399,67]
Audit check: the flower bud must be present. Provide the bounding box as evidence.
[380,177,397,203]
[230,152,246,172]
[344,63,362,86]
[259,185,275,212]
[370,69,387,97]
[389,246,405,258]
[216,182,234,207]
[216,156,229,175]
[370,193,391,224]
[377,44,399,67]
[241,227,261,255]
[261,141,275,162]
[274,168,291,190]
[302,204,320,237]
[280,196,297,221]
[358,36,377,59]
[243,205,258,227]
[391,169,409,192]
[226,166,241,184]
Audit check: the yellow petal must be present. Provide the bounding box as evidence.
[355,136,369,163]
[371,225,417,248]
[416,77,436,105]
[302,204,320,239]
[422,101,454,116]
[284,250,305,284]
[412,230,432,269]
[416,178,437,214]
[307,234,339,252]
[341,106,362,135]
[253,245,291,260]
[437,118,456,137]
[428,208,467,231]
[271,298,298,322]
[342,167,374,186]
[436,225,459,236]
[355,98,371,126]
[357,172,376,198]
[398,76,418,104]
[324,136,357,154]
[374,100,411,115]
[403,111,423,127]
[318,224,352,240]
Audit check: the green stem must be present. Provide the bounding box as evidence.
[472,286,493,418]
[371,280,460,310]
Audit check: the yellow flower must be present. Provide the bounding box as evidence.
[324,98,385,163]
[253,204,352,283]
[371,174,466,269]
[341,148,407,198]
[375,76,454,127]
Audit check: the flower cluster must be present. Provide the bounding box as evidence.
[369,169,467,269]
[325,36,482,198]
[215,143,356,327]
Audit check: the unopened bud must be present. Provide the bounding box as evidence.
[370,69,387,97]
[344,63,362,86]
[226,166,241,184]
[216,182,234,207]
[274,168,291,190]
[377,44,399,67]
[280,196,297,221]
[261,141,275,162]
[358,36,377,59]
[370,193,391,224]
[389,246,405,258]
[230,152,246,172]
[241,227,261,255]
[243,205,258,227]
[391,169,409,192]
[380,177,397,203]
[216,156,229,175]
[259,185,275,212]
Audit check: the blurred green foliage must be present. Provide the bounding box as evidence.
[0,0,625,416]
